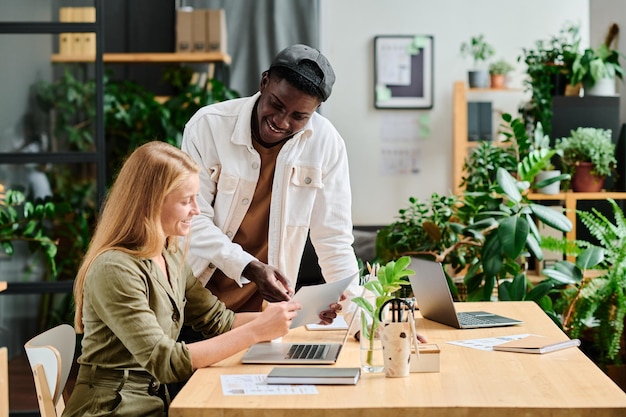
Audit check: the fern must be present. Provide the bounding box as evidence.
[563,199,626,365]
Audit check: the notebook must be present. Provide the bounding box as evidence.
[408,257,523,329]
[241,311,355,364]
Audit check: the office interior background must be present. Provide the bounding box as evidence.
[1,0,626,411]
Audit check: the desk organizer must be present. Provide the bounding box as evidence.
[410,344,440,373]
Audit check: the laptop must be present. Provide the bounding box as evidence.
[241,312,355,364]
[408,257,523,329]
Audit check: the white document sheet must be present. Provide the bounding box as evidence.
[290,275,355,329]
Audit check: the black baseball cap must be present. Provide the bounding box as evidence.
[269,44,336,101]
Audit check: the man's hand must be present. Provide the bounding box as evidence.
[317,293,346,325]
[243,260,293,302]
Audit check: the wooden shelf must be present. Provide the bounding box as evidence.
[51,52,231,65]
[528,191,626,246]
[452,81,525,194]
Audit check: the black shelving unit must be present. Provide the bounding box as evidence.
[0,4,104,416]
[0,1,106,203]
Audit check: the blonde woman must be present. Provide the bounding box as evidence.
[63,142,300,416]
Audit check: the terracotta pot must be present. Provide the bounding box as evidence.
[572,162,605,192]
[490,74,506,89]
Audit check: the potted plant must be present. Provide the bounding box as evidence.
[555,127,617,192]
[352,256,415,373]
[499,114,569,194]
[570,23,623,96]
[519,22,582,134]
[489,59,514,89]
[460,34,495,88]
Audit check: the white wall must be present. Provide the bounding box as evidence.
[320,0,589,225]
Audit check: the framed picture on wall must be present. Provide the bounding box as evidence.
[374,35,434,109]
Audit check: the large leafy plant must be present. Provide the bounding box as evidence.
[541,198,626,366]
[376,115,573,317]
[0,187,69,278]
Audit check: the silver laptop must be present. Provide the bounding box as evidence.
[241,313,354,364]
[409,257,523,329]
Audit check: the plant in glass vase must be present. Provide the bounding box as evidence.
[352,256,415,373]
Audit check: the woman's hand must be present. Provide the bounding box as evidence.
[254,301,302,341]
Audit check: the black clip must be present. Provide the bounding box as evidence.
[379,298,412,323]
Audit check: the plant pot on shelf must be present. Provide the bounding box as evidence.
[490,74,506,89]
[536,170,563,194]
[468,70,489,88]
[584,77,616,96]
[572,162,605,192]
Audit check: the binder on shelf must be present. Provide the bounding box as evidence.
[206,9,227,53]
[467,101,492,141]
[79,7,96,57]
[58,7,74,56]
[191,9,207,52]
[71,7,83,56]
[175,8,193,53]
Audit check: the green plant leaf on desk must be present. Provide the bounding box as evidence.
[352,256,415,322]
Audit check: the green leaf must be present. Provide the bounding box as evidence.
[575,246,604,269]
[530,204,572,232]
[526,281,555,301]
[482,235,503,278]
[526,233,543,260]
[498,216,529,259]
[497,167,522,203]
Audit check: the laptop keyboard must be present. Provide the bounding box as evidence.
[457,312,497,326]
[286,344,329,360]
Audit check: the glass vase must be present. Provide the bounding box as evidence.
[359,311,384,373]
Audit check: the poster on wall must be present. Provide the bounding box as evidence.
[374,35,434,109]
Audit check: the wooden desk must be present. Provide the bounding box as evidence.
[170,301,626,417]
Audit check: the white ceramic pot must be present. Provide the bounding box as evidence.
[536,170,562,195]
[585,77,616,96]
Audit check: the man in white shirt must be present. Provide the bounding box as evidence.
[181,44,360,318]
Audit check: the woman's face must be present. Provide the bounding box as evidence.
[161,173,200,237]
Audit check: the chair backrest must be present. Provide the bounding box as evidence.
[1,346,8,417]
[24,324,76,417]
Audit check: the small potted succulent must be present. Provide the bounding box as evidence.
[555,127,617,192]
[489,59,514,89]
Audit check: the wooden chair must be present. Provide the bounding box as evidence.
[24,324,76,417]
[1,347,8,417]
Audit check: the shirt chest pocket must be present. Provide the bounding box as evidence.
[285,166,323,226]
[290,166,323,189]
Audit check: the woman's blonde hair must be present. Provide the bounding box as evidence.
[73,141,200,332]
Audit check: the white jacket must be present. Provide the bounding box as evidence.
[181,93,360,304]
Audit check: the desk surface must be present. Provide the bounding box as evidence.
[170,301,626,417]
